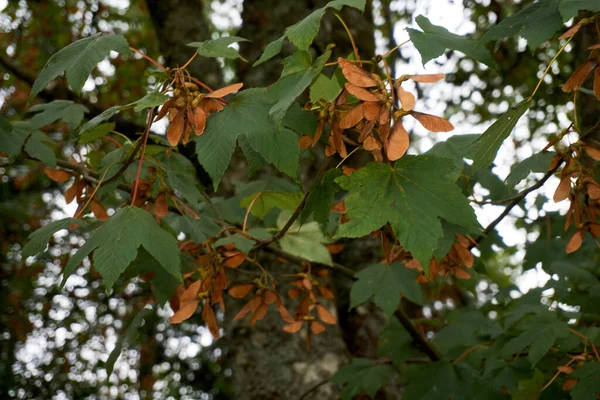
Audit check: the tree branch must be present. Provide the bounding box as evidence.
[475,160,563,244]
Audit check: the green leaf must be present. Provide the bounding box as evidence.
[124,249,181,305]
[301,169,342,226]
[285,0,366,51]
[471,101,530,175]
[512,369,544,400]
[166,214,221,244]
[61,206,181,289]
[502,319,569,366]
[22,218,81,258]
[570,362,600,400]
[166,153,205,208]
[330,358,393,400]
[377,318,418,367]
[505,152,555,189]
[253,0,365,65]
[480,0,563,50]
[0,116,10,132]
[78,106,122,136]
[281,103,318,136]
[187,36,249,61]
[105,308,152,377]
[238,135,267,174]
[29,100,89,130]
[215,229,270,253]
[433,222,473,261]
[350,262,422,315]
[194,88,300,190]
[25,131,56,168]
[240,191,304,219]
[78,122,115,144]
[269,49,331,124]
[426,134,480,179]
[99,147,126,182]
[0,120,27,157]
[335,157,479,270]
[215,234,255,253]
[132,92,170,112]
[407,15,494,68]
[253,36,285,67]
[403,361,470,399]
[29,33,130,102]
[310,72,344,103]
[559,0,600,20]
[277,210,332,266]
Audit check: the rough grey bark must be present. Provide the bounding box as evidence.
[236,0,375,87]
[145,0,223,88]
[222,268,350,400]
[217,2,383,399]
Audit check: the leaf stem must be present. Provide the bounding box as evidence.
[528,36,573,101]
[130,47,166,71]
[332,10,360,63]
[569,328,600,362]
[181,52,198,69]
[243,192,263,232]
[130,107,155,206]
[335,145,362,168]
[541,357,576,391]
[324,59,372,67]
[452,341,494,364]
[73,160,120,219]
[382,39,410,59]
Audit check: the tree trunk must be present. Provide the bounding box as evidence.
[236,0,375,87]
[217,2,380,399]
[145,0,223,88]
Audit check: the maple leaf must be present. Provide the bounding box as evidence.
[330,358,394,400]
[194,88,306,190]
[570,362,600,400]
[60,206,181,289]
[28,100,89,130]
[29,33,129,103]
[350,262,422,315]
[277,211,333,266]
[335,156,479,271]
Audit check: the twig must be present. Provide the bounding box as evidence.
[394,307,442,361]
[298,378,330,400]
[474,120,600,244]
[200,191,228,226]
[474,162,563,245]
[102,138,144,186]
[262,246,356,279]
